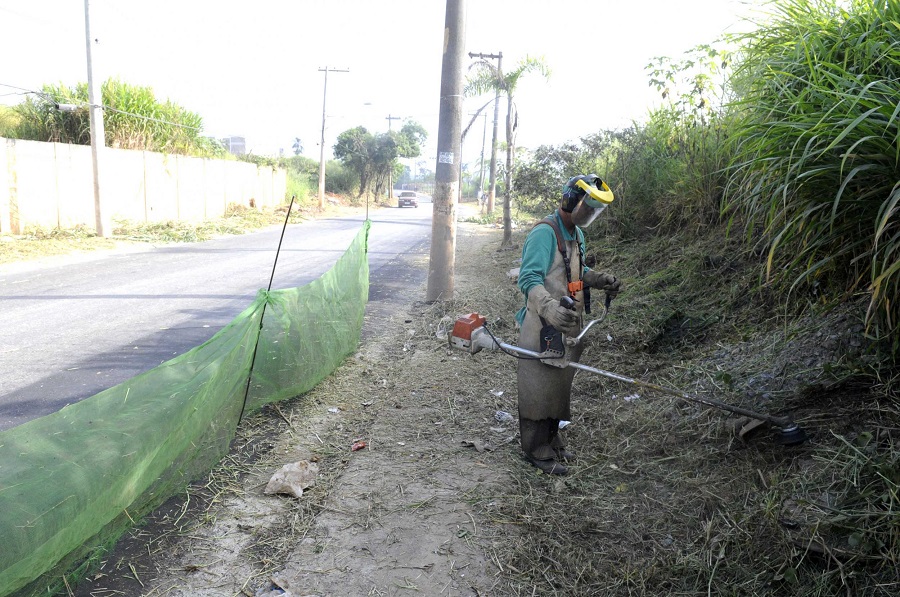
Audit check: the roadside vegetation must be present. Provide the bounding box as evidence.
[514,0,898,348]
[3,1,897,595]
[502,1,898,594]
[7,79,225,157]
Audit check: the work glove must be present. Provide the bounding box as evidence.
[583,270,623,298]
[527,285,579,335]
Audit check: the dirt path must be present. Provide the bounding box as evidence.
[76,210,525,597]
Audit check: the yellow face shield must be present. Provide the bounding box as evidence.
[570,177,614,227]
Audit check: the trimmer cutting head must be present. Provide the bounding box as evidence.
[774,423,809,446]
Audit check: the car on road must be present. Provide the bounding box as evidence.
[397,191,419,208]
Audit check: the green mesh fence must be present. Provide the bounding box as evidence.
[0,221,370,596]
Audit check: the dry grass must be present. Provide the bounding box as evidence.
[0,200,363,266]
[0,224,120,264]
[444,224,900,596]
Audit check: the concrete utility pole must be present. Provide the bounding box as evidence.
[84,0,110,237]
[467,50,501,215]
[317,66,349,210]
[479,111,487,203]
[386,114,401,199]
[426,0,465,302]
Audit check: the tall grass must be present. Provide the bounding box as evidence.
[11,80,223,158]
[724,0,900,336]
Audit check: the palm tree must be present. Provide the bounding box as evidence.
[466,55,550,247]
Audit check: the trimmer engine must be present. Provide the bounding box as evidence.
[448,312,574,367]
[449,313,498,354]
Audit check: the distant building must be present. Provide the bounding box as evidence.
[219,136,246,156]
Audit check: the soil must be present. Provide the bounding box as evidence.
[67,203,896,597]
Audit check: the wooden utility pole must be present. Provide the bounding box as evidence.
[467,50,501,214]
[426,0,465,302]
[317,66,349,209]
[84,0,110,237]
[386,114,401,200]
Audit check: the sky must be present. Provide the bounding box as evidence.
[0,0,762,167]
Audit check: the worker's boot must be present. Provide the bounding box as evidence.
[520,417,568,476]
[549,419,576,462]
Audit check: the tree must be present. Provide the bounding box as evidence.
[292,137,303,156]
[396,121,427,159]
[333,126,373,198]
[466,55,550,247]
[333,121,428,199]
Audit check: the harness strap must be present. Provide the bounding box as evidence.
[532,216,592,314]
[533,217,585,295]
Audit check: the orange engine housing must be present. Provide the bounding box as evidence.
[452,313,486,340]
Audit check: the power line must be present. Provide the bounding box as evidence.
[0,82,42,95]
[101,105,200,131]
[0,5,53,23]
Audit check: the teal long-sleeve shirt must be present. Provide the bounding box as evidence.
[515,210,587,325]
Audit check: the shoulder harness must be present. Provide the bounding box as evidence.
[533,217,592,314]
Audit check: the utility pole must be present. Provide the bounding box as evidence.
[317,66,349,210]
[467,50,501,215]
[426,0,465,302]
[479,111,487,207]
[386,114,401,200]
[84,0,110,237]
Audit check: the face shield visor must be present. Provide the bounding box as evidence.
[569,177,614,227]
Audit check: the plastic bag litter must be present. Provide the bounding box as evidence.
[264,460,319,498]
[495,410,514,423]
[435,316,453,340]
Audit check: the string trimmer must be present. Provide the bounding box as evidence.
[448,296,808,446]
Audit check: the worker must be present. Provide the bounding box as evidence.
[515,174,622,475]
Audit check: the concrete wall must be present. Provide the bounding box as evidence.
[0,138,287,234]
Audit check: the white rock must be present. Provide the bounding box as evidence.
[264,461,319,498]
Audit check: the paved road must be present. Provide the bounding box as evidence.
[0,202,433,431]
